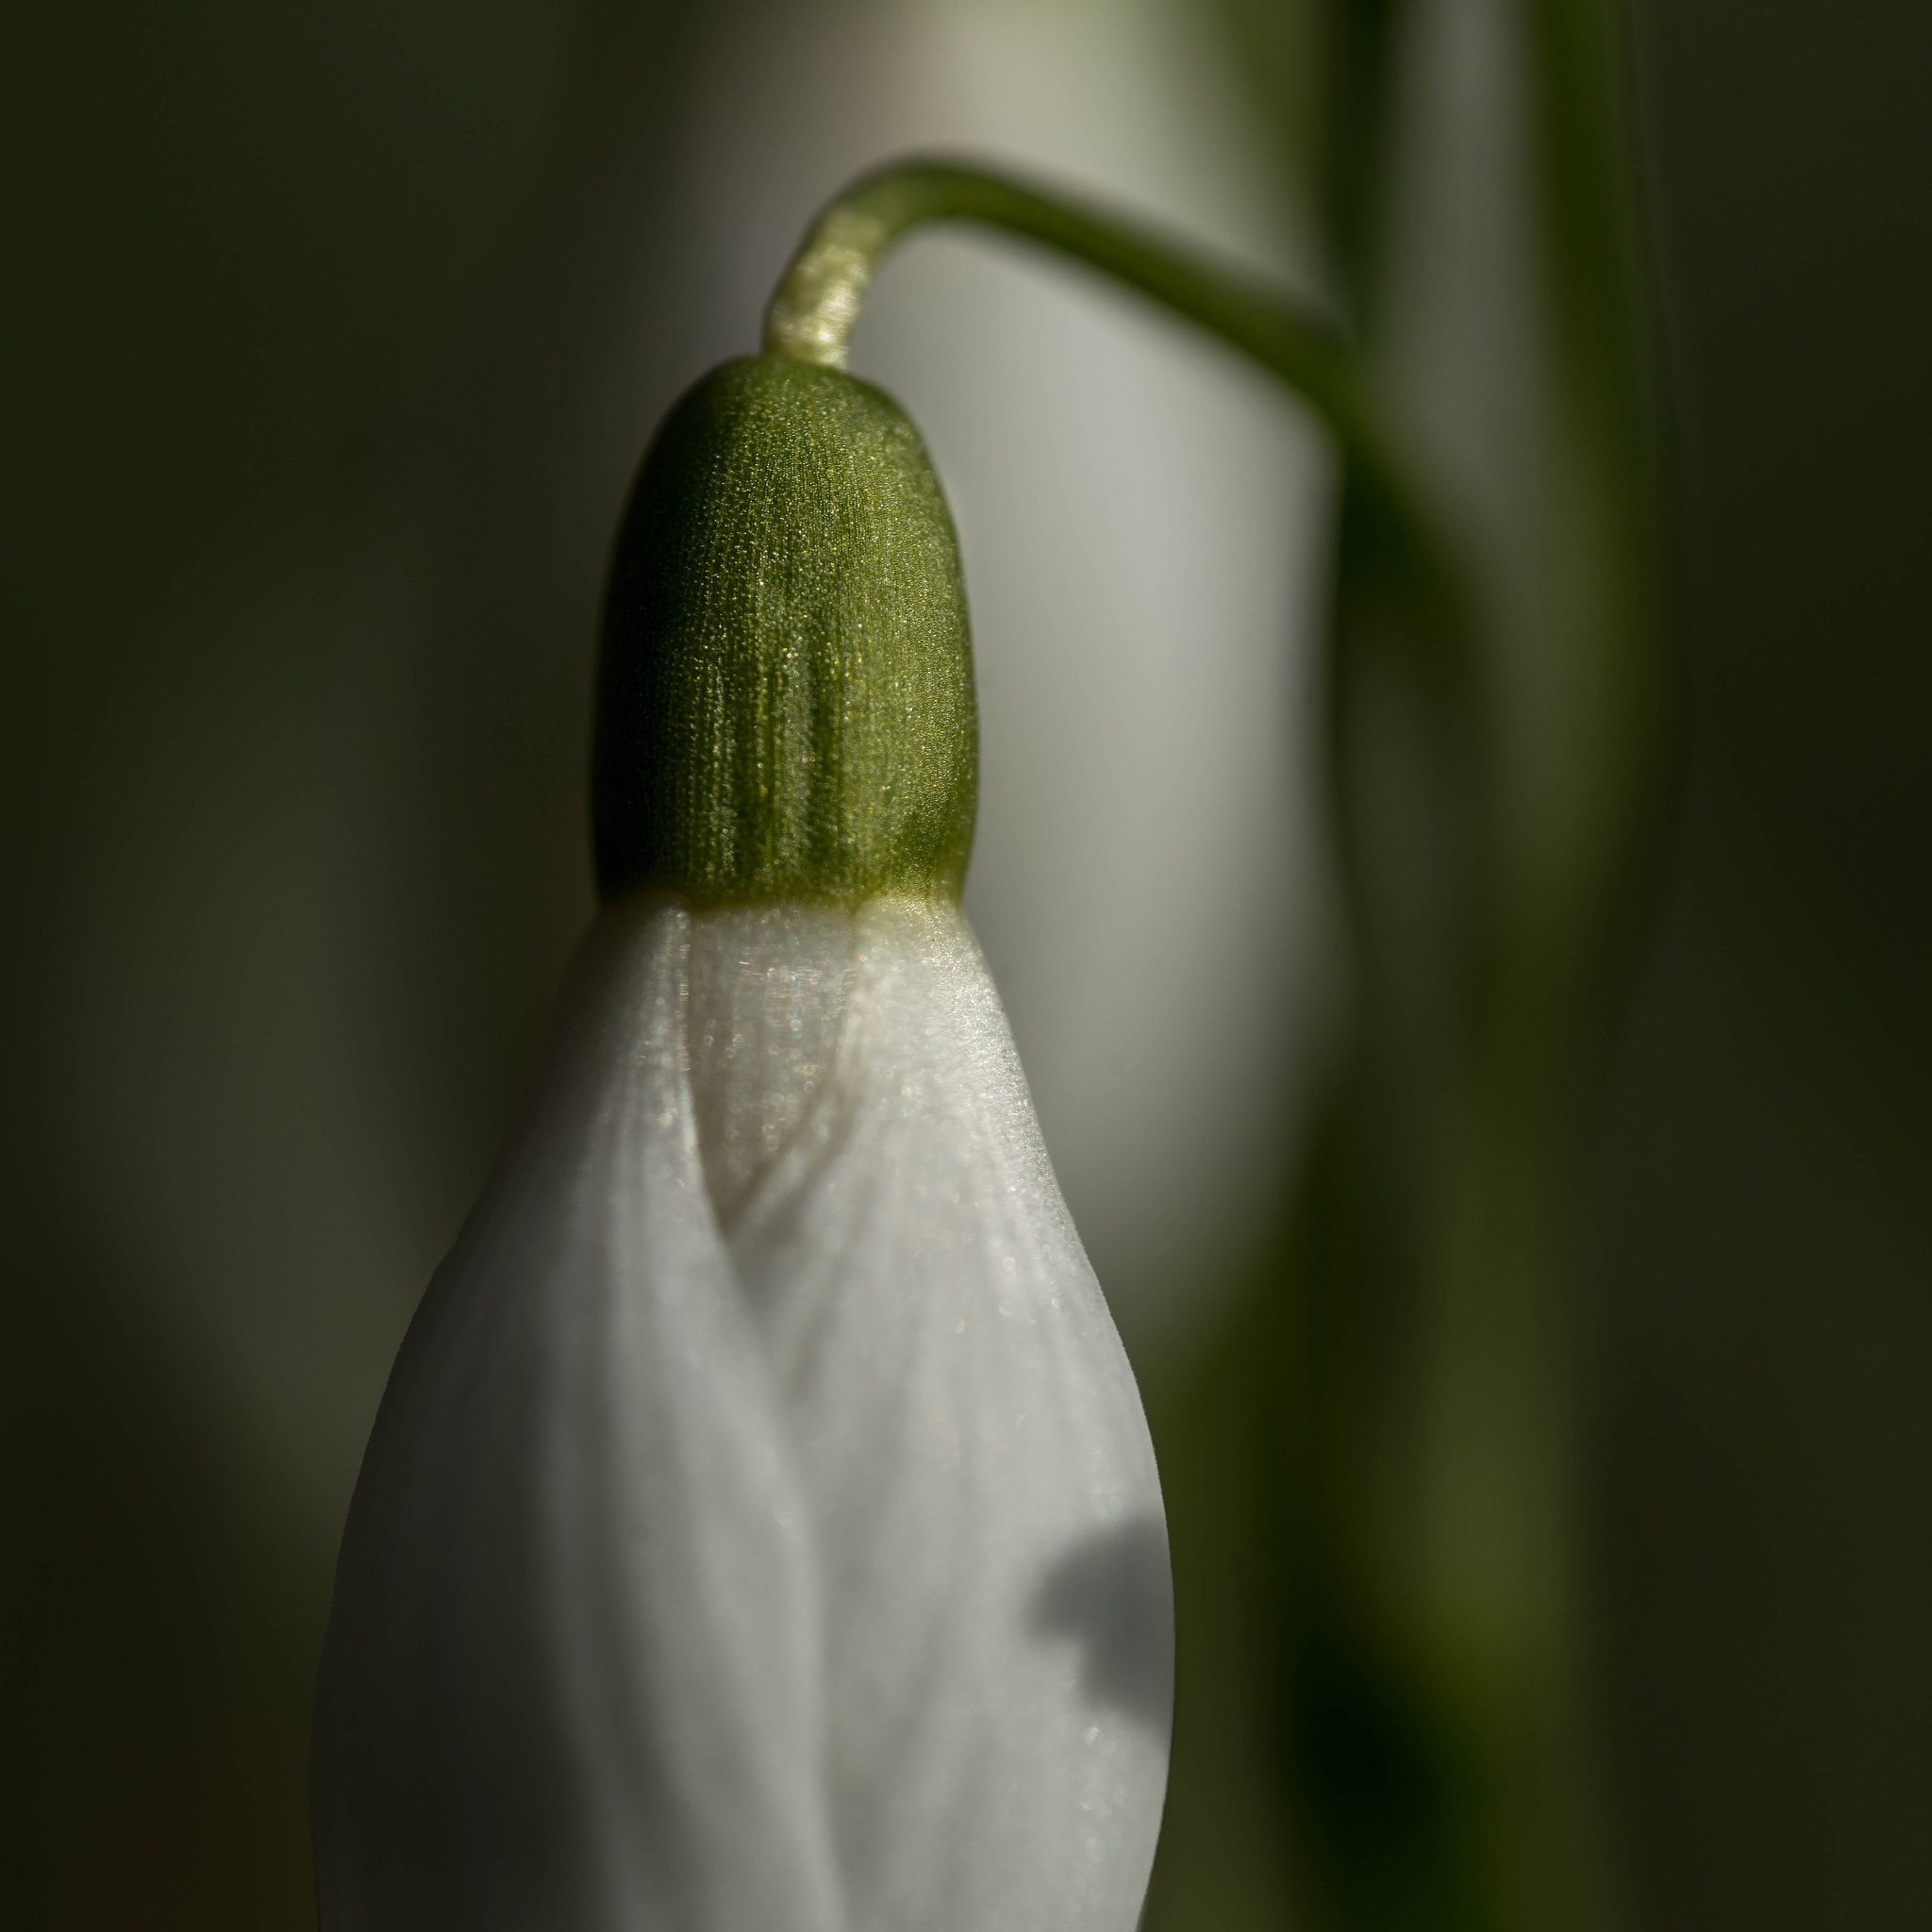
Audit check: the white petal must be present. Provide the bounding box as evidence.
[315,900,841,1932]
[728,899,1172,1932]
[316,895,1170,1932]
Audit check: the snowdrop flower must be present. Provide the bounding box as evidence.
[314,355,1173,1930]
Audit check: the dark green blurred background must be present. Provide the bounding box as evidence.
[3,1,1927,1925]
[1598,1,1932,1919]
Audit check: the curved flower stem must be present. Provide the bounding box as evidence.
[763,158,1477,692]
[766,159,1346,394]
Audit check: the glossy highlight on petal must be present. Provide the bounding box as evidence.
[314,896,1171,1932]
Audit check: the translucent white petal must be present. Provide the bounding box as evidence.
[724,899,1172,1932]
[316,895,1171,1932]
[315,903,840,1932]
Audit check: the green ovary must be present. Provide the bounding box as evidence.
[592,354,978,907]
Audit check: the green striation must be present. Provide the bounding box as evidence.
[592,354,978,906]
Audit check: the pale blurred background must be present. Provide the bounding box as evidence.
[4,0,1928,1926]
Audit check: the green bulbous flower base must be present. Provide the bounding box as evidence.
[593,354,978,908]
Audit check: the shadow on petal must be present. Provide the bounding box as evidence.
[1028,1515,1174,1734]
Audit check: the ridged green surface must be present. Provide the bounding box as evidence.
[592,354,977,906]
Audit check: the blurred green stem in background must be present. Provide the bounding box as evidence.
[768,0,1673,1919]
[1158,0,1674,1927]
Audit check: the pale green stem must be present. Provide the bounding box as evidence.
[766,160,1345,391]
[762,158,1473,658]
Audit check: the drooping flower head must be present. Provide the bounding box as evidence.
[314,351,1172,1932]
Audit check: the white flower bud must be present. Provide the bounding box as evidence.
[314,892,1172,1931]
